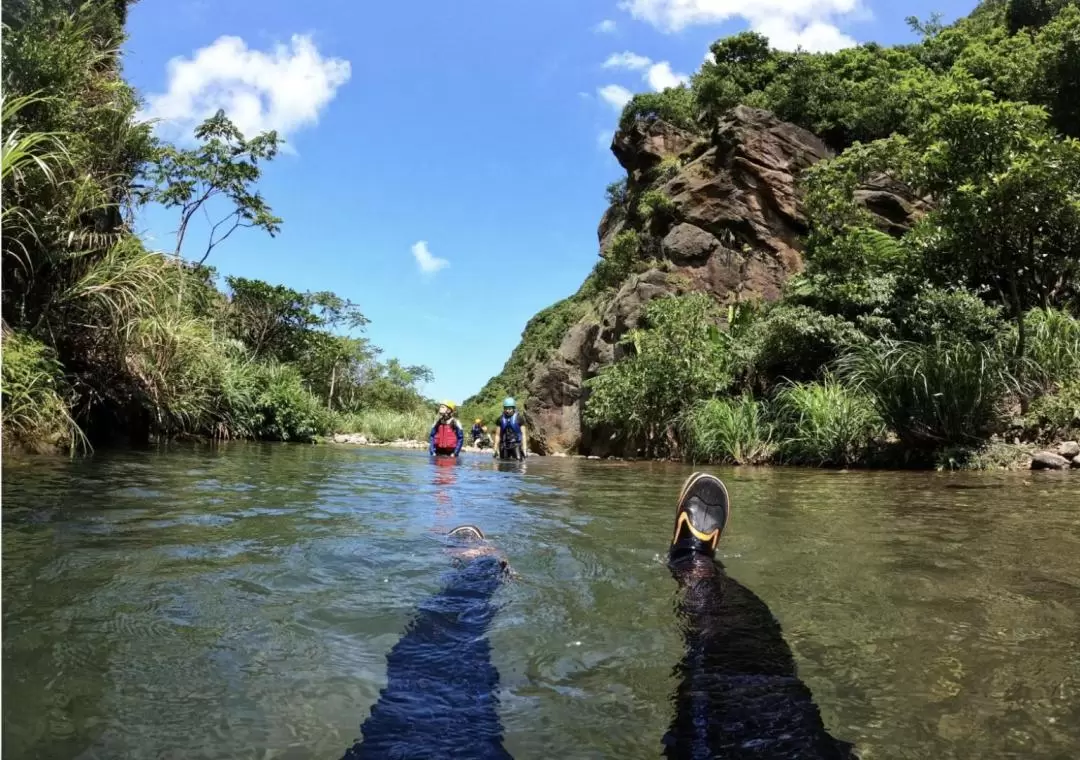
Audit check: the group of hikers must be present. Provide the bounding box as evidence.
[428,397,528,461]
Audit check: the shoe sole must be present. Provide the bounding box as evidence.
[671,472,731,550]
[448,525,485,541]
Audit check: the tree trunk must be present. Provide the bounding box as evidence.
[328,362,337,409]
[1010,274,1029,414]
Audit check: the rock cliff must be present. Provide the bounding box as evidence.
[470,106,924,455]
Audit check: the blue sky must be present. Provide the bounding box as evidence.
[123,0,979,403]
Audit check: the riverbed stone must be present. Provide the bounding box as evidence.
[1031,451,1069,470]
[1057,441,1079,460]
[333,433,368,445]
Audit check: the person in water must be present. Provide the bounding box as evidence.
[492,397,527,461]
[471,418,492,448]
[428,401,464,458]
[343,473,856,759]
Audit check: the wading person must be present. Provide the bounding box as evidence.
[429,401,464,458]
[343,474,856,759]
[492,397,527,461]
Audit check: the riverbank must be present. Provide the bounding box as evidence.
[324,433,1080,471]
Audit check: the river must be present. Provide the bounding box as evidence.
[2,444,1078,759]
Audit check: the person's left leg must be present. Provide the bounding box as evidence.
[342,526,514,760]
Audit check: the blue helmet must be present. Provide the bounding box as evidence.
[503,397,516,408]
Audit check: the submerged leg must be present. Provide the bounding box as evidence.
[662,473,856,760]
[342,526,514,760]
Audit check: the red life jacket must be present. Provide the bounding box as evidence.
[433,421,459,449]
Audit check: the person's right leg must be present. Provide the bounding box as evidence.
[662,473,857,759]
[342,526,513,760]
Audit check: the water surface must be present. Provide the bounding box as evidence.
[3,445,1079,759]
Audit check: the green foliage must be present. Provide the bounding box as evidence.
[619,87,695,132]
[0,331,83,452]
[1023,378,1080,435]
[739,303,867,387]
[772,378,884,466]
[1017,307,1080,392]
[594,229,641,289]
[637,189,675,222]
[654,156,684,182]
[679,395,774,464]
[138,110,283,264]
[605,178,628,206]
[840,339,1016,449]
[0,0,431,449]
[584,293,730,454]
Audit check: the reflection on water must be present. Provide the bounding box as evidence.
[3,445,1079,759]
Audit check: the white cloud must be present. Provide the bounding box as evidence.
[411,241,449,275]
[753,17,855,52]
[141,34,351,145]
[603,51,652,70]
[594,19,618,33]
[599,52,689,105]
[645,61,689,90]
[598,84,634,110]
[618,0,860,52]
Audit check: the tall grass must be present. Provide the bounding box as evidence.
[0,331,87,453]
[1020,308,1080,392]
[840,339,1014,449]
[335,409,432,443]
[680,395,773,464]
[772,377,884,466]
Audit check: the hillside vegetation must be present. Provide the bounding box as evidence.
[471,0,1080,468]
[2,0,433,452]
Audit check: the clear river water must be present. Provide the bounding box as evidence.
[2,444,1079,759]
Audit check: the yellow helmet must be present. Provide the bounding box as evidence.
[441,400,457,412]
[474,418,482,424]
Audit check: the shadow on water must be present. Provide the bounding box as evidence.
[3,446,1079,759]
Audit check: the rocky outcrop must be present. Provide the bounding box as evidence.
[512,107,926,456]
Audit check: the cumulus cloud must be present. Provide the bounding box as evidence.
[141,34,351,145]
[618,0,860,52]
[603,51,652,70]
[594,19,618,33]
[598,84,634,110]
[600,51,689,104]
[411,241,449,275]
[645,60,689,90]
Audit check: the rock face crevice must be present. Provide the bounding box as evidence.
[514,106,924,456]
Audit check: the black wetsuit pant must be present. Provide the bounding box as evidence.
[342,555,512,760]
[344,554,854,759]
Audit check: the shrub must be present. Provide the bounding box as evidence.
[1023,379,1080,437]
[605,178,628,206]
[840,339,1015,449]
[637,188,676,222]
[772,377,884,466]
[585,293,731,456]
[594,229,641,288]
[0,331,84,452]
[680,395,773,464]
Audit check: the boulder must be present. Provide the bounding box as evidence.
[1057,441,1079,460]
[661,223,721,265]
[1031,451,1069,470]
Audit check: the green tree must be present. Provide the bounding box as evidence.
[138,110,283,265]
